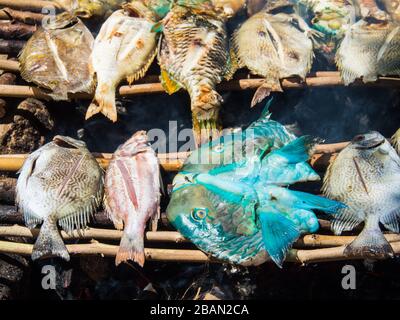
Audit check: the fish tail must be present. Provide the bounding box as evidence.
[251,79,282,108]
[85,83,117,122]
[344,225,394,259]
[32,217,70,261]
[116,231,145,267]
[191,89,223,146]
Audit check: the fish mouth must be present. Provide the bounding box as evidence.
[53,136,83,149]
[352,134,386,149]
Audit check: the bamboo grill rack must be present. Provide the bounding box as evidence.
[0,2,400,266]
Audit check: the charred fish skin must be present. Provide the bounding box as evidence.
[230,2,314,107]
[16,136,104,261]
[158,5,230,145]
[19,13,95,101]
[323,131,400,258]
[85,2,158,122]
[104,131,160,267]
[54,0,127,19]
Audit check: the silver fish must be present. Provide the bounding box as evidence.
[323,131,400,258]
[16,136,104,261]
[104,131,160,266]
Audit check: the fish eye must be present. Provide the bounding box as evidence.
[213,143,224,153]
[191,208,208,221]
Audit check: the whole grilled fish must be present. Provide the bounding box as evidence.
[104,131,160,266]
[168,111,344,266]
[19,12,94,100]
[336,0,400,84]
[86,2,158,122]
[230,1,314,107]
[323,132,400,258]
[16,136,104,261]
[158,5,230,145]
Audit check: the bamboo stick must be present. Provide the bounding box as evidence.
[1,224,399,248]
[1,239,400,264]
[0,8,46,24]
[0,21,36,39]
[0,74,399,100]
[288,242,400,264]
[0,240,212,262]
[0,0,62,12]
[0,141,348,172]
[0,225,188,243]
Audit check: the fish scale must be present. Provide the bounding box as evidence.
[104,131,161,267]
[158,5,229,145]
[323,131,400,258]
[16,136,104,261]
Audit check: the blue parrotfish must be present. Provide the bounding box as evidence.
[167,110,345,267]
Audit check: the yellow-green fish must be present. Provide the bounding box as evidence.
[16,136,104,261]
[157,5,230,145]
[19,12,94,101]
[230,1,314,107]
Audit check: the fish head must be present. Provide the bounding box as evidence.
[115,131,151,157]
[43,12,78,30]
[167,173,266,265]
[52,135,88,150]
[211,0,246,18]
[348,131,400,169]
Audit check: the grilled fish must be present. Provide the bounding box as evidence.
[230,1,314,107]
[104,131,160,266]
[323,132,400,258]
[336,0,400,84]
[158,5,230,145]
[168,111,344,267]
[19,12,94,100]
[16,136,104,261]
[86,2,158,122]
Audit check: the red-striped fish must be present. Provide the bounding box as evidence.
[104,131,161,266]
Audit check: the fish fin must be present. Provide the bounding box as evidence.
[258,209,300,268]
[251,79,283,108]
[377,26,400,62]
[224,48,238,81]
[331,208,364,235]
[150,205,160,231]
[380,207,400,233]
[32,217,70,261]
[268,135,315,163]
[192,117,222,146]
[288,189,346,214]
[116,232,145,267]
[344,226,394,258]
[126,48,157,85]
[160,69,181,94]
[85,83,117,122]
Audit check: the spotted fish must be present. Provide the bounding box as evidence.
[16,136,104,261]
[323,131,400,258]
